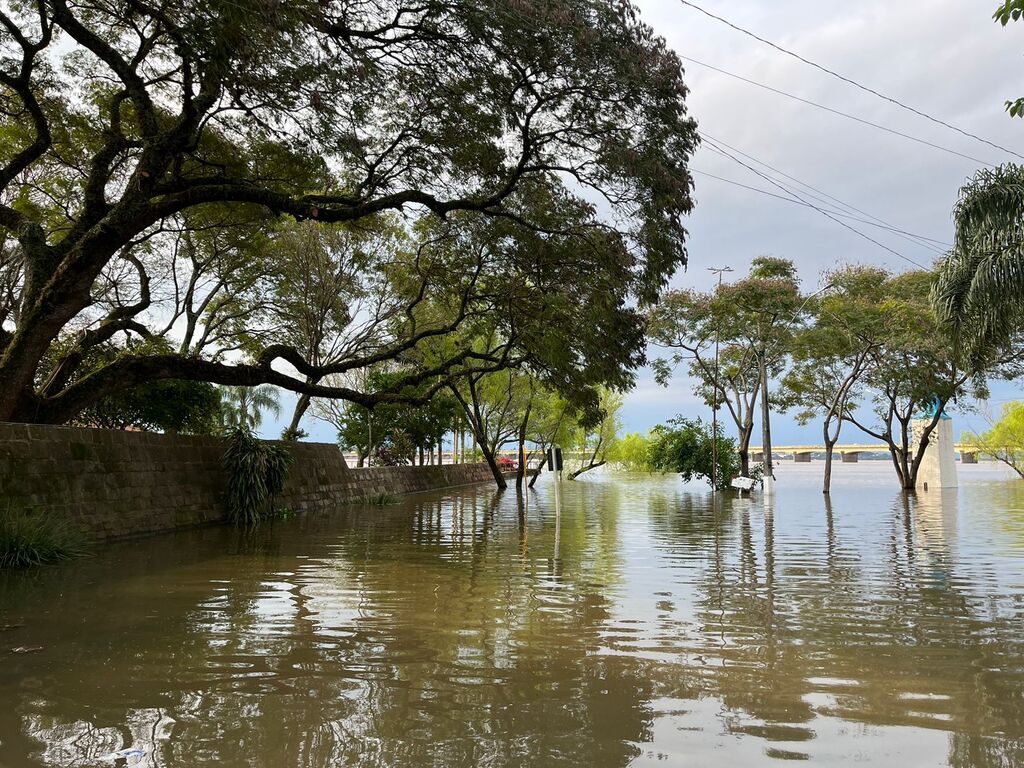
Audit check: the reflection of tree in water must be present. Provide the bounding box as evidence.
[949,733,1024,768]
[645,484,1024,764]
[4,484,653,768]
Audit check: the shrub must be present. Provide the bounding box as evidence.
[647,417,740,491]
[222,429,295,525]
[0,508,86,569]
[608,432,652,472]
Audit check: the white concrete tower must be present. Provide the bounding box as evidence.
[913,416,958,490]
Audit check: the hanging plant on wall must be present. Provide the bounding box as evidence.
[222,429,295,525]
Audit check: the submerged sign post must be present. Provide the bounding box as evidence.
[546,445,563,475]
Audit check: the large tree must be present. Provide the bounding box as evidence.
[649,257,803,477]
[778,265,890,494]
[849,271,1022,490]
[0,0,696,423]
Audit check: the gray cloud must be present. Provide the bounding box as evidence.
[625,0,1023,441]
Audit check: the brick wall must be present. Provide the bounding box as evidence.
[0,423,496,541]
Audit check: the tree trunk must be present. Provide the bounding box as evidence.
[0,284,91,422]
[480,440,507,490]
[822,415,839,495]
[285,393,311,439]
[516,402,531,490]
[450,383,506,490]
[738,423,754,477]
[823,439,836,495]
[885,444,912,491]
[516,438,526,489]
[367,414,374,466]
[569,460,606,480]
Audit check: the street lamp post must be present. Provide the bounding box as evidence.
[708,266,733,492]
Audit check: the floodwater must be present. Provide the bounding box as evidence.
[2,464,1024,768]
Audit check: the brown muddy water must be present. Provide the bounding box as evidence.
[2,463,1024,767]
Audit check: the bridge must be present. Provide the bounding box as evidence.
[750,444,982,463]
[492,445,987,466]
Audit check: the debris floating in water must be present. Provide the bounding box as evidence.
[9,646,43,654]
[730,476,756,491]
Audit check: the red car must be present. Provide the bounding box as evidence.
[496,456,517,471]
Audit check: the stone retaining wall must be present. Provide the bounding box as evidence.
[0,422,496,541]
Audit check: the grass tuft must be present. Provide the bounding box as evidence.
[0,508,87,569]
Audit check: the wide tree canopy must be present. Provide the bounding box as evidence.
[0,0,697,424]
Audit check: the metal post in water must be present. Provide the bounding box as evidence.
[554,467,562,562]
[548,444,563,562]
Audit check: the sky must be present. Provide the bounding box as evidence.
[263,0,1024,446]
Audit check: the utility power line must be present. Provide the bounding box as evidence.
[681,56,995,167]
[678,0,1024,162]
[701,136,935,271]
[700,132,953,251]
[691,168,947,254]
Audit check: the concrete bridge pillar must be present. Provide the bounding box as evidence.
[751,451,764,463]
[960,451,978,464]
[841,451,859,463]
[794,452,812,463]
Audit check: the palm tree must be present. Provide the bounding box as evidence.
[221,385,281,432]
[933,165,1024,367]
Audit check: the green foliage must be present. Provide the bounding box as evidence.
[932,165,1024,367]
[962,401,1024,478]
[993,3,1024,114]
[333,372,459,464]
[995,0,1024,24]
[608,432,653,472]
[777,265,890,429]
[55,338,222,434]
[80,379,223,434]
[222,429,295,525]
[647,417,740,491]
[374,430,418,467]
[648,257,803,473]
[220,386,281,432]
[0,0,698,426]
[0,509,87,569]
[570,388,623,478]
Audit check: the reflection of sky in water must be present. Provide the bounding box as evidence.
[1,462,1023,767]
